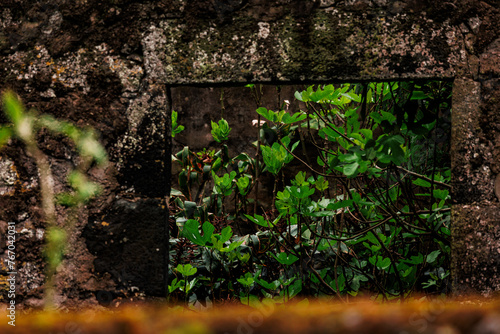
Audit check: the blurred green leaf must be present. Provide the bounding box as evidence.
[426,250,441,264]
[2,91,24,125]
[0,126,12,148]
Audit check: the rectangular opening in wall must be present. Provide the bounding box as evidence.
[169,80,452,303]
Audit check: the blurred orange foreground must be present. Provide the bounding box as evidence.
[1,298,500,334]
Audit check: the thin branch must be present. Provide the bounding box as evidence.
[394,166,451,189]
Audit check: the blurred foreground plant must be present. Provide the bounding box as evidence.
[1,91,107,309]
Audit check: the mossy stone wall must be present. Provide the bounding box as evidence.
[0,0,498,307]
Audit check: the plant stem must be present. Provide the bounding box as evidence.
[26,142,57,310]
[184,276,188,304]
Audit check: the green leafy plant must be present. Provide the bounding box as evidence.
[169,81,451,307]
[173,263,198,304]
[260,136,298,176]
[171,110,185,137]
[212,170,236,197]
[237,272,255,305]
[211,118,231,143]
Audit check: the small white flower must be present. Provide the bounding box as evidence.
[252,120,266,127]
[284,100,290,110]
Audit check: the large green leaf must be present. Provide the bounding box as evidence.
[282,112,307,124]
[202,221,215,244]
[176,263,197,277]
[244,214,273,227]
[290,185,315,199]
[271,252,298,265]
[377,135,405,165]
[343,162,359,177]
[182,219,214,246]
[220,226,233,244]
[256,107,275,122]
[426,250,441,264]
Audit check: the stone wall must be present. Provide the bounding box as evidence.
[0,0,498,307]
